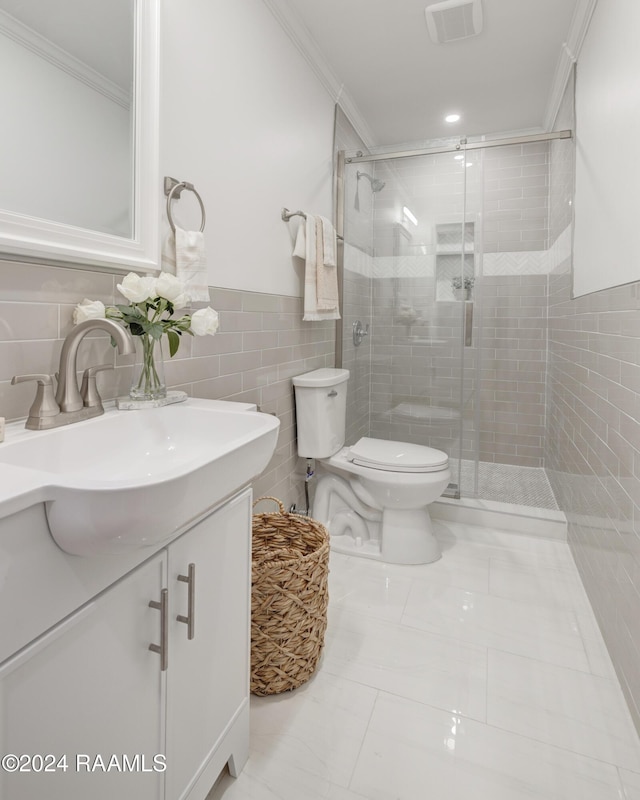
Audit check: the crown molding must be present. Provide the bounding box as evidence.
[0,8,130,109]
[543,0,598,130]
[262,0,376,148]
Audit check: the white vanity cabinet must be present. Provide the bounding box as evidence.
[0,486,253,800]
[0,552,167,800]
[165,488,252,800]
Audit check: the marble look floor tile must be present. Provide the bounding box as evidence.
[208,756,370,800]
[211,520,639,800]
[350,691,624,800]
[435,520,576,572]
[486,649,640,771]
[248,671,377,788]
[323,607,487,721]
[401,581,590,671]
[329,546,491,603]
[575,609,619,679]
[488,559,592,613]
[619,768,640,799]
[328,554,414,623]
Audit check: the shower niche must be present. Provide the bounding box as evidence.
[435,221,475,301]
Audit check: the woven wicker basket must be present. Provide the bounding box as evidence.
[250,496,330,696]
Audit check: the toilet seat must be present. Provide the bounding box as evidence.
[347,437,449,474]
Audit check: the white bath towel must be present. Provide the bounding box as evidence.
[292,214,340,321]
[161,226,210,302]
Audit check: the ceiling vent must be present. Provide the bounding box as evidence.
[424,0,483,44]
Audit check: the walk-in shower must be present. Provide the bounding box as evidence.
[336,129,573,509]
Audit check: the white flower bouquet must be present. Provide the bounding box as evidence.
[74,272,219,399]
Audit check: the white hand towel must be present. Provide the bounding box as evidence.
[294,215,339,321]
[315,216,339,311]
[172,226,209,302]
[318,215,337,267]
[290,213,340,321]
[161,229,177,273]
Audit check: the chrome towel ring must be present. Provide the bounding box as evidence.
[164,176,206,234]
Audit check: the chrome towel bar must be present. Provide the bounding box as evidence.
[281,207,343,240]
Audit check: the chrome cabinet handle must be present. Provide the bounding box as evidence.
[177,563,196,640]
[149,588,169,671]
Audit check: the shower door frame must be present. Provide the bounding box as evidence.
[334,128,572,498]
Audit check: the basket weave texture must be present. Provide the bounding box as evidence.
[251,496,330,696]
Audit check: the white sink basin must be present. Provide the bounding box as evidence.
[0,399,279,556]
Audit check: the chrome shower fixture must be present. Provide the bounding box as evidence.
[357,170,386,192]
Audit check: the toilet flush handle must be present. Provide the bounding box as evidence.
[328,390,338,397]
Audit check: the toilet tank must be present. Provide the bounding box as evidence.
[292,368,350,458]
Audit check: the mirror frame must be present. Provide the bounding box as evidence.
[0,0,160,273]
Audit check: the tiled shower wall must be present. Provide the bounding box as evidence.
[0,259,335,509]
[342,141,552,467]
[545,74,640,730]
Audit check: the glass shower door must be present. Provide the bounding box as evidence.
[340,149,480,496]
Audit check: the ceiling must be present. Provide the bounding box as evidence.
[279,0,586,147]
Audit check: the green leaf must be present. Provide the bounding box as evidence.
[146,322,164,340]
[129,322,145,337]
[167,330,180,358]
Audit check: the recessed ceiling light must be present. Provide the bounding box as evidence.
[445,113,461,123]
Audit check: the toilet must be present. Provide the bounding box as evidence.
[292,368,451,564]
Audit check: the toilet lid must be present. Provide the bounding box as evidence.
[347,437,449,473]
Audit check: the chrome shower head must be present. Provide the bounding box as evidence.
[357,170,385,193]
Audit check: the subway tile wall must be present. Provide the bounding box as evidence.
[482,142,550,253]
[547,268,640,730]
[545,71,640,732]
[341,141,553,468]
[0,259,335,510]
[478,274,547,466]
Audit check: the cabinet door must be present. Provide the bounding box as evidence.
[165,489,252,800]
[0,552,166,800]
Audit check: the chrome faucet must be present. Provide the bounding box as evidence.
[55,319,134,412]
[12,319,135,430]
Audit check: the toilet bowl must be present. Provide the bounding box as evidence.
[292,369,451,564]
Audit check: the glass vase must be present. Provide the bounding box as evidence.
[130,334,167,401]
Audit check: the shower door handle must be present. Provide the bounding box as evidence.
[464,301,473,347]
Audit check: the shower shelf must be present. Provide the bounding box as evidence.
[436,244,475,253]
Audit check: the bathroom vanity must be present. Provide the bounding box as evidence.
[0,399,280,800]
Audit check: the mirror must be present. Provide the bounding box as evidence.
[0,0,159,272]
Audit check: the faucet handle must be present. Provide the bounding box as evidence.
[11,374,60,429]
[80,364,113,409]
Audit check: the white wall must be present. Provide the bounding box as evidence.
[573,0,640,296]
[160,0,336,297]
